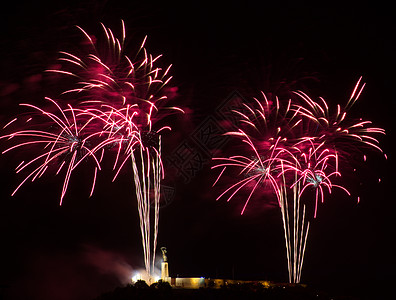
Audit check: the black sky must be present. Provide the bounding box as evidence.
[0,1,394,299]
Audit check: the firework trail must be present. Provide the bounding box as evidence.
[87,104,165,276]
[212,79,385,283]
[1,21,182,278]
[0,97,102,205]
[130,132,162,278]
[278,172,309,284]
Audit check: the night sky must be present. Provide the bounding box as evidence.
[0,1,394,299]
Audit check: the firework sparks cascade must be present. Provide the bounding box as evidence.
[1,21,183,277]
[212,78,385,283]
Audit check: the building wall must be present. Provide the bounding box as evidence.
[173,277,272,289]
[175,277,206,289]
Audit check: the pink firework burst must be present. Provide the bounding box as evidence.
[212,92,302,214]
[46,20,181,131]
[280,140,350,218]
[1,97,102,204]
[212,80,385,283]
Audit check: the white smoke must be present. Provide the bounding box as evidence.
[82,244,134,285]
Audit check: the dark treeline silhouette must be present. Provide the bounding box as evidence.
[94,280,361,300]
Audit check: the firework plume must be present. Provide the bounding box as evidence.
[213,79,385,282]
[1,21,182,278]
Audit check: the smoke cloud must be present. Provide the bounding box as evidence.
[6,244,135,300]
[81,244,134,285]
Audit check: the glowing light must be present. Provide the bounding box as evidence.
[131,273,142,282]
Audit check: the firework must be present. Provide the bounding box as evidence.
[131,133,162,277]
[49,21,181,277]
[279,140,350,218]
[1,21,182,278]
[0,97,102,204]
[46,21,180,128]
[88,104,164,276]
[212,80,385,283]
[212,92,308,283]
[212,92,303,214]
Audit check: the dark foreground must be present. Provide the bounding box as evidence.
[94,280,362,300]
